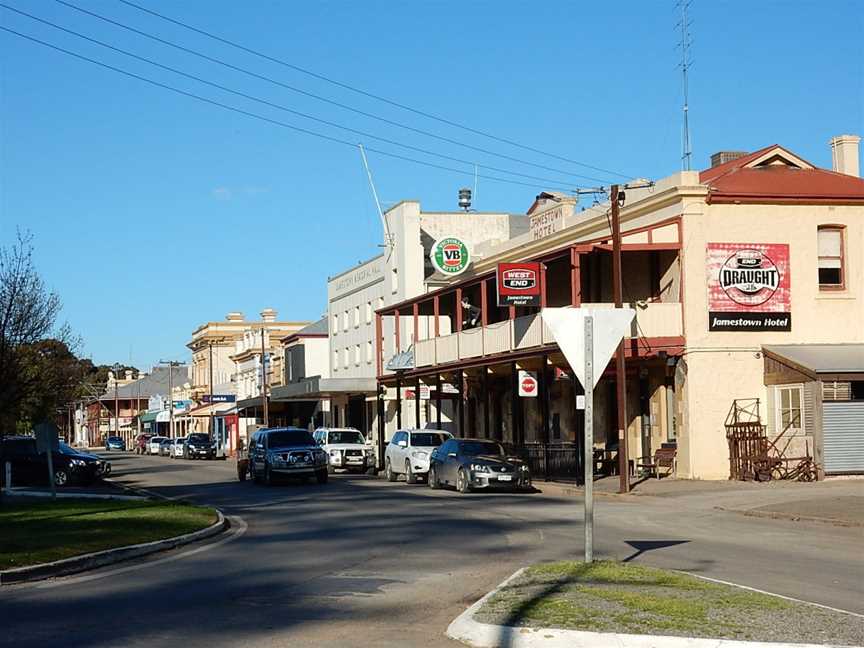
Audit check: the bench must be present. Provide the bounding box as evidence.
[637,447,677,479]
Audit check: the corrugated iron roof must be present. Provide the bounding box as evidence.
[763,344,864,374]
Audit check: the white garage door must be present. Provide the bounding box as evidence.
[823,402,864,474]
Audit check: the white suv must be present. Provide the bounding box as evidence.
[313,428,376,474]
[385,429,452,484]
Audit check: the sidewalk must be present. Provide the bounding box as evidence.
[536,476,864,526]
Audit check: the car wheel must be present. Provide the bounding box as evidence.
[54,469,69,487]
[316,469,328,485]
[385,458,397,482]
[456,468,471,494]
[428,466,439,489]
[405,461,417,485]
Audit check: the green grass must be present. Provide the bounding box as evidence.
[0,498,218,569]
[478,560,798,639]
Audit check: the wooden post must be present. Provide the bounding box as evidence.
[375,312,383,377]
[396,376,402,429]
[539,354,550,480]
[510,362,519,445]
[413,302,419,345]
[611,185,630,493]
[570,248,581,306]
[457,369,465,437]
[540,262,548,308]
[483,368,490,439]
[481,279,489,327]
[415,378,421,428]
[394,309,400,353]
[455,288,463,333]
[433,295,440,337]
[436,374,442,429]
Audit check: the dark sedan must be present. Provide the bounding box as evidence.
[105,436,125,451]
[0,437,109,488]
[185,433,215,459]
[428,438,531,494]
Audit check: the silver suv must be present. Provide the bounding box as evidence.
[313,427,376,474]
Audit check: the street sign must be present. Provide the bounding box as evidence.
[34,421,59,454]
[497,262,542,307]
[404,385,430,400]
[517,371,538,397]
[203,394,236,403]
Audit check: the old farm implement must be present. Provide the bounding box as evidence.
[725,399,818,482]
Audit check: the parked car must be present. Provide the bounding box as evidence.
[171,437,187,458]
[0,436,108,487]
[134,433,152,455]
[105,436,125,451]
[148,436,166,455]
[312,427,376,474]
[385,429,452,483]
[428,438,531,494]
[158,438,174,456]
[246,427,328,486]
[185,433,215,460]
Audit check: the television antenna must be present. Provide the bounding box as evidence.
[358,144,394,259]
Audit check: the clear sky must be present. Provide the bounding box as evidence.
[1,0,861,369]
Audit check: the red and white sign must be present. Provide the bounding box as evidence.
[707,243,791,331]
[404,385,430,400]
[518,371,538,397]
[497,262,542,307]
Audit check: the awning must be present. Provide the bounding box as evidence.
[138,410,159,424]
[763,344,864,382]
[271,376,377,401]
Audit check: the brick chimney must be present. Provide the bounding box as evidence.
[830,134,860,177]
[710,151,748,168]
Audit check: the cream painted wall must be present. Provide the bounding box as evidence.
[680,202,864,478]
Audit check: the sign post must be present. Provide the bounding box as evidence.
[34,422,60,498]
[542,307,635,564]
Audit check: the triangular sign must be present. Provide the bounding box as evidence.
[541,307,635,388]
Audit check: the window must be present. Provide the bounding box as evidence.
[343,311,349,331]
[776,385,805,436]
[391,267,398,293]
[366,340,373,364]
[332,314,338,336]
[818,226,845,288]
[354,344,361,365]
[333,349,339,371]
[354,305,360,328]
[378,296,385,311]
[344,347,349,368]
[366,301,372,324]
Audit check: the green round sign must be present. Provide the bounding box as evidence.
[431,237,470,275]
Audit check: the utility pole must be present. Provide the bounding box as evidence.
[111,362,122,445]
[260,328,270,428]
[611,185,630,493]
[209,341,215,441]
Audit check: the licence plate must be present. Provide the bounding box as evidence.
[497,474,513,482]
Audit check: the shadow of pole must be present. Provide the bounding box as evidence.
[622,539,690,562]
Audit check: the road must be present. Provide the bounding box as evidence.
[1,453,862,647]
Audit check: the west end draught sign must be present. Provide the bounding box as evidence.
[430,237,470,276]
[497,262,541,307]
[707,243,791,331]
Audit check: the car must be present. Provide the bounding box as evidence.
[134,433,152,455]
[158,438,174,456]
[312,427,376,474]
[428,438,531,494]
[185,433,215,459]
[105,436,125,451]
[171,437,187,458]
[385,429,452,484]
[148,436,166,455]
[0,436,108,488]
[246,427,328,486]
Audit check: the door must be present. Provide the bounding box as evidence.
[390,432,407,470]
[823,402,864,474]
[442,440,459,483]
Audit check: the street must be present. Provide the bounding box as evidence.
[1,454,862,648]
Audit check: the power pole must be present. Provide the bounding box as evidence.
[611,185,630,493]
[111,362,122,445]
[209,341,215,440]
[260,328,270,428]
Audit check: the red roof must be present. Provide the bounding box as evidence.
[700,144,864,204]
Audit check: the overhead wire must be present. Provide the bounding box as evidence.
[53,0,616,185]
[3,4,578,188]
[0,26,576,192]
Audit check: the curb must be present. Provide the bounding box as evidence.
[445,567,857,648]
[1,488,146,502]
[0,509,228,585]
[714,506,862,528]
[533,482,627,499]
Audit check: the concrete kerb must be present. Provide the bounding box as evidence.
[445,567,861,648]
[0,480,230,585]
[714,505,863,528]
[1,488,147,502]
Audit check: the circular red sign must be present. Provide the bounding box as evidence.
[521,376,537,394]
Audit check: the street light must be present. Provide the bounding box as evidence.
[111,362,122,445]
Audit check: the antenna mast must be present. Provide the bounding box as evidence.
[677,0,693,171]
[358,143,393,256]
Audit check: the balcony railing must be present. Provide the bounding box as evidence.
[412,302,682,368]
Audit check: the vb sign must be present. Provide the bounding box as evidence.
[497,262,541,307]
[518,371,538,397]
[430,237,470,276]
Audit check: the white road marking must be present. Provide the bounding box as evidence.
[33,514,248,590]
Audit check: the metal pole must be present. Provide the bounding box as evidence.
[611,184,630,493]
[114,380,119,443]
[584,314,594,563]
[168,362,175,440]
[261,329,269,428]
[415,378,421,428]
[209,342,215,441]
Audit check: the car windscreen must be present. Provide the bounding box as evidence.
[59,442,81,456]
[328,430,365,445]
[268,430,314,447]
[411,433,449,447]
[187,434,210,443]
[459,441,505,457]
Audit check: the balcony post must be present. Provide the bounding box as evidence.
[393,309,400,353]
[457,369,465,437]
[510,361,519,446]
[481,279,489,327]
[539,354,550,481]
[570,248,581,306]
[455,288,463,333]
[415,378,421,428]
[435,374,442,429]
[540,262,548,308]
[413,302,419,345]
[395,376,402,429]
[375,312,383,377]
[483,368,490,439]
[433,295,440,337]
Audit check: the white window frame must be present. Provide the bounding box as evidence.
[354,305,360,328]
[365,301,372,324]
[775,384,805,437]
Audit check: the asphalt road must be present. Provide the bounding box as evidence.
[1,452,862,647]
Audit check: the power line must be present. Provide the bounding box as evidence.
[0,26,575,192]
[53,0,617,185]
[3,4,578,188]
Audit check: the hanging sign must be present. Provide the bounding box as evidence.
[203,394,236,403]
[430,237,471,276]
[497,262,542,307]
[518,371,539,397]
[707,243,791,331]
[404,385,431,400]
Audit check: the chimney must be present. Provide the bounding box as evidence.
[226,312,245,322]
[124,370,133,381]
[260,308,277,323]
[710,151,748,168]
[830,134,860,177]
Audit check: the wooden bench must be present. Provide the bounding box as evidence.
[637,447,677,479]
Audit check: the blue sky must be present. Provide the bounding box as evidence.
[1,0,861,369]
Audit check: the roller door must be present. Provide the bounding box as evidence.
[823,402,864,474]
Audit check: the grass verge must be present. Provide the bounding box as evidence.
[0,498,218,569]
[476,560,863,645]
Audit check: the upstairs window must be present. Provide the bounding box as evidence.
[818,226,845,289]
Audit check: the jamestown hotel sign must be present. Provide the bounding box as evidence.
[706,243,791,332]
